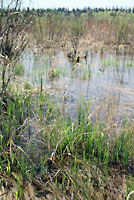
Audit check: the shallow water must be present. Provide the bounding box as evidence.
[22,49,134,122]
[19,49,134,165]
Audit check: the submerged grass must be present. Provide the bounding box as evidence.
[14,64,25,76]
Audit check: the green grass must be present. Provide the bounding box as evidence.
[0,83,132,199]
[14,64,25,76]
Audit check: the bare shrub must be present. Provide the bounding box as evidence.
[0,0,32,93]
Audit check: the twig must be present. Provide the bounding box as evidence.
[51,132,94,160]
[127,191,134,200]
[14,145,38,169]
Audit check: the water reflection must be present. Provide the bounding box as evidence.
[22,49,134,121]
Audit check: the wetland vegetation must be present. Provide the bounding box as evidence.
[0,1,134,199]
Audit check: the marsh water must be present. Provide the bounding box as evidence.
[19,49,134,165]
[22,49,134,122]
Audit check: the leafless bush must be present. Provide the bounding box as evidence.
[0,0,32,93]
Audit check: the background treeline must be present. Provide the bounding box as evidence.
[1,6,134,17]
[18,7,134,17]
